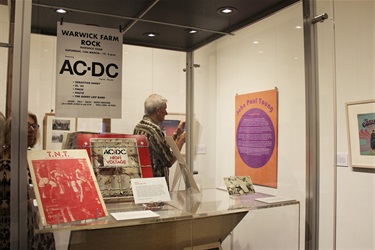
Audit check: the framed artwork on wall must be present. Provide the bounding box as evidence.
[43,113,77,150]
[346,100,375,168]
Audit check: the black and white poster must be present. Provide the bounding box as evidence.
[56,22,122,118]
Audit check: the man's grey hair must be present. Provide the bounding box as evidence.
[144,94,167,115]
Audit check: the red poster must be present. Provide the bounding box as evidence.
[235,89,278,188]
[27,150,108,226]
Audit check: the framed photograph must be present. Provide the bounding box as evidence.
[346,100,375,168]
[43,113,77,150]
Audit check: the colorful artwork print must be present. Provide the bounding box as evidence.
[28,150,107,226]
[357,112,375,155]
[224,176,255,196]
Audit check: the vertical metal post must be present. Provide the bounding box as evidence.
[185,52,194,170]
[10,0,32,249]
[6,0,15,117]
[303,0,320,249]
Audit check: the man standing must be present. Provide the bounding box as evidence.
[133,94,185,189]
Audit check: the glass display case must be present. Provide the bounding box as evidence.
[34,188,299,249]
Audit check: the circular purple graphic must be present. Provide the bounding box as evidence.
[236,108,275,168]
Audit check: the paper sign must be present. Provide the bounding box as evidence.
[255,196,296,204]
[111,210,159,221]
[130,177,171,204]
[56,22,122,118]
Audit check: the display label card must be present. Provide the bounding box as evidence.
[255,196,296,204]
[130,177,171,204]
[111,210,160,221]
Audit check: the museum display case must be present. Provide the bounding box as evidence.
[31,188,299,249]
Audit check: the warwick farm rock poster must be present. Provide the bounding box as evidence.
[56,22,122,118]
[235,89,278,188]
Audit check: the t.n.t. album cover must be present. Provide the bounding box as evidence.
[27,149,108,226]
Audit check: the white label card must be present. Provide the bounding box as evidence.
[131,177,171,204]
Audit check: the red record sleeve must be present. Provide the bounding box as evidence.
[75,133,153,178]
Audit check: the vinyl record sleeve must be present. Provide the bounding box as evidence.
[77,133,153,199]
[90,137,142,198]
[27,149,108,226]
[75,133,152,177]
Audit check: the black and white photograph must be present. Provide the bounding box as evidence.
[52,119,71,131]
[43,113,77,150]
[224,176,256,196]
[52,132,64,143]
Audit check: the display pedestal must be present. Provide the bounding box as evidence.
[69,211,247,250]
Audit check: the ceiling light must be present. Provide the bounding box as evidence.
[55,8,67,14]
[216,7,237,15]
[186,29,199,34]
[143,32,159,37]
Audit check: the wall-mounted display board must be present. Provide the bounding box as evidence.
[235,89,278,188]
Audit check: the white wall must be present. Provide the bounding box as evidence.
[315,1,375,249]
[333,1,375,249]
[194,3,306,249]
[111,45,187,134]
